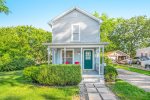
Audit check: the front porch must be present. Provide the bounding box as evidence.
[43,43,108,76]
[83,70,99,75]
[82,70,104,78]
[82,70,104,84]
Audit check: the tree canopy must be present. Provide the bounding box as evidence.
[0,26,52,71]
[0,0,9,14]
[93,12,150,57]
[93,12,124,51]
[109,16,150,57]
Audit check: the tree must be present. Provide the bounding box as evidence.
[0,26,52,71]
[0,0,9,14]
[109,16,150,57]
[93,12,150,57]
[93,12,123,51]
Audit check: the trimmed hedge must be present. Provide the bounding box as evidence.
[104,65,118,82]
[23,64,82,86]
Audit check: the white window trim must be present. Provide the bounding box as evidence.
[60,49,74,64]
[71,24,80,41]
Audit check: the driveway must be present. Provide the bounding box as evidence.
[117,69,150,92]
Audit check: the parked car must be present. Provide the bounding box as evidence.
[132,57,141,64]
[140,57,150,69]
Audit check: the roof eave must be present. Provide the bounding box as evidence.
[47,22,52,27]
[42,42,109,46]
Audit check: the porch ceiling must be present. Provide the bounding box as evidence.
[42,42,109,48]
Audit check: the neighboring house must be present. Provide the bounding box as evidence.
[106,50,130,62]
[136,47,150,58]
[43,7,108,76]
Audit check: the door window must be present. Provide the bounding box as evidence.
[85,51,91,60]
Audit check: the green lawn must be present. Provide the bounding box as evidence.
[0,71,79,100]
[107,79,150,100]
[112,64,150,76]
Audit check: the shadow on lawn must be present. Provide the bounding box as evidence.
[41,94,66,100]
[3,95,22,100]
[0,71,31,87]
[40,85,78,100]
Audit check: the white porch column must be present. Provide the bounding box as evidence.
[80,48,83,75]
[102,46,105,74]
[64,47,66,64]
[99,46,101,75]
[48,46,50,65]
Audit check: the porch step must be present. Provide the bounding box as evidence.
[82,76,104,84]
[82,75,104,78]
[82,78,104,84]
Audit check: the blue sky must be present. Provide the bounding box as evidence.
[0,0,150,31]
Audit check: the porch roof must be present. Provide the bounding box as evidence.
[43,42,109,48]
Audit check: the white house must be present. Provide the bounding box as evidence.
[43,7,108,76]
[136,47,150,57]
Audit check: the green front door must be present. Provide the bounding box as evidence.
[84,50,93,69]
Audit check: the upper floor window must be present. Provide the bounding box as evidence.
[72,24,80,41]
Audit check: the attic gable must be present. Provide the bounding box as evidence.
[49,7,102,26]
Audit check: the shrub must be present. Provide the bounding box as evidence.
[104,65,118,82]
[104,56,112,64]
[0,26,52,72]
[23,66,39,82]
[0,56,34,72]
[23,64,82,86]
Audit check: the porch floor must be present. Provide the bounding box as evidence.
[82,70,103,78]
[83,70,99,75]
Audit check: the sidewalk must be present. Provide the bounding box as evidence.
[117,69,150,92]
[79,78,117,100]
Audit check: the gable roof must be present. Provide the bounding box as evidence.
[106,50,130,57]
[48,7,102,27]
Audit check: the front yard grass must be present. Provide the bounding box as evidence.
[107,79,150,100]
[112,64,150,76]
[0,71,79,100]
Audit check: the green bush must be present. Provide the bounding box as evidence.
[0,56,34,72]
[104,65,118,82]
[0,26,52,72]
[23,64,82,86]
[104,56,112,64]
[23,66,39,82]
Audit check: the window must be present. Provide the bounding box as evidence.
[62,50,73,64]
[145,53,148,57]
[141,53,143,57]
[72,24,80,41]
[85,51,91,60]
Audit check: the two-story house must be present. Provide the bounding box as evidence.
[43,7,108,76]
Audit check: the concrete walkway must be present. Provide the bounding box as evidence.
[117,69,150,92]
[79,77,117,100]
